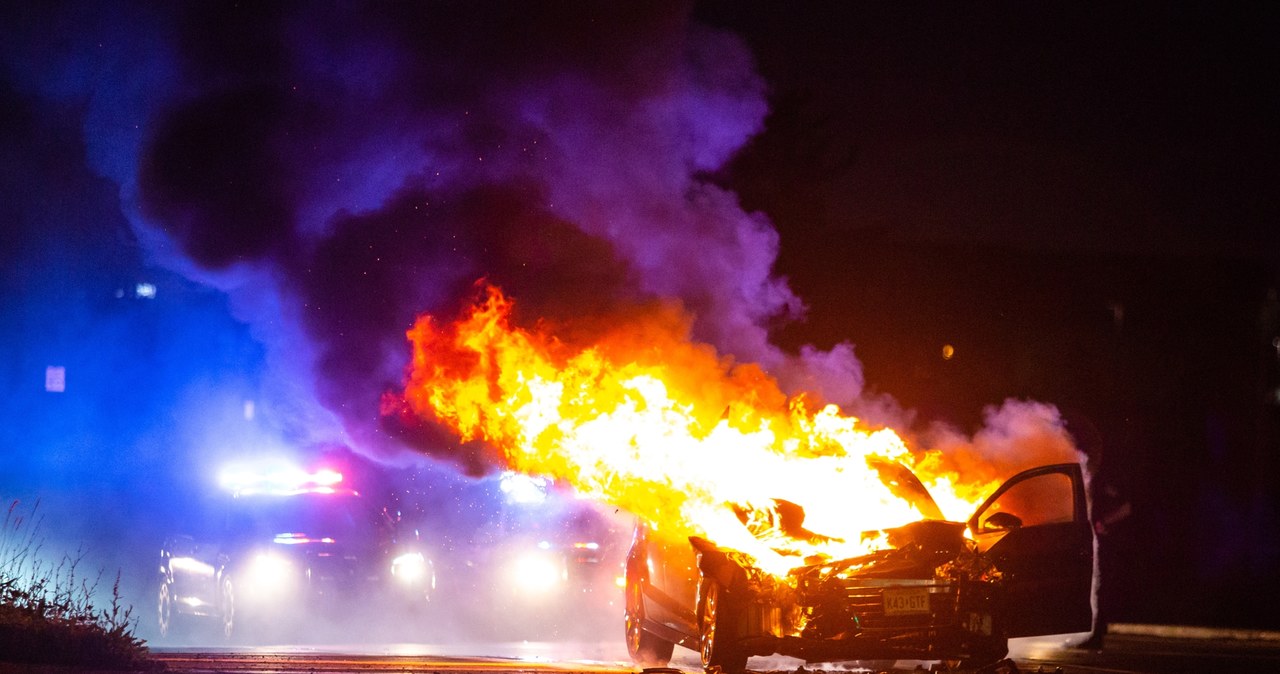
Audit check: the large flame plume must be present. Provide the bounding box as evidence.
[401,285,1000,576]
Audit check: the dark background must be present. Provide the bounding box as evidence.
[699,2,1280,628]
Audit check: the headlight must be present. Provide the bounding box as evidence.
[511,552,564,594]
[391,552,430,584]
[244,552,295,593]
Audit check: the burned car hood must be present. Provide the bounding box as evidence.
[721,458,961,578]
[793,519,969,583]
[692,518,974,596]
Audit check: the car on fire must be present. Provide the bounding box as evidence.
[624,461,1093,672]
[156,464,435,641]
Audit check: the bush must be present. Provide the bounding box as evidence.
[0,500,158,670]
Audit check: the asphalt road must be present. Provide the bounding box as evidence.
[150,632,1280,674]
[1015,631,1280,674]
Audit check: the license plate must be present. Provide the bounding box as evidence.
[883,587,931,616]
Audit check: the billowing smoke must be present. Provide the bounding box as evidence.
[2,2,1079,478]
[924,399,1086,484]
[4,2,869,474]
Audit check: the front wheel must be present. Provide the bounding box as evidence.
[624,573,674,666]
[157,580,175,638]
[699,577,747,674]
[218,576,236,640]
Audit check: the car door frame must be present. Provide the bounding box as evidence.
[968,462,1094,638]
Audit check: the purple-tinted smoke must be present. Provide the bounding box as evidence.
[5,2,863,470]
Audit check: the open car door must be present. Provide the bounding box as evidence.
[968,463,1094,638]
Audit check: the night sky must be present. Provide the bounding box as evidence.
[2,2,1278,632]
[704,2,1280,628]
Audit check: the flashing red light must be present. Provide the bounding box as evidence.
[219,464,348,496]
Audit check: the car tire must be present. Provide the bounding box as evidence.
[625,573,674,666]
[418,563,438,606]
[699,577,747,674]
[218,575,236,640]
[157,580,175,638]
[427,566,438,603]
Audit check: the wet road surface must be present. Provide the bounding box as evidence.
[153,652,629,673]
[1016,630,1280,674]
[151,632,1280,674]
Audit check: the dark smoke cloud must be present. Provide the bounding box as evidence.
[139,86,304,268]
[1,2,865,472]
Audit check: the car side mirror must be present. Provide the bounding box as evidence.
[982,511,1023,532]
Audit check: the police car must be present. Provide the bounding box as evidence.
[156,462,435,641]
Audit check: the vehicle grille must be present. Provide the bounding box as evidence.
[307,554,363,593]
[828,581,957,632]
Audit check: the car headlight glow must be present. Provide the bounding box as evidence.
[511,552,564,594]
[391,552,429,584]
[245,552,295,592]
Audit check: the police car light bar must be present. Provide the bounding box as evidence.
[219,464,345,496]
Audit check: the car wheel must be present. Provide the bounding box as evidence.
[424,563,438,603]
[157,580,175,638]
[624,572,674,666]
[699,577,747,674]
[219,576,236,640]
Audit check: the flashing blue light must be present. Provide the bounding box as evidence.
[273,532,336,544]
[219,463,345,496]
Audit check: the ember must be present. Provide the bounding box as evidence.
[400,284,1000,577]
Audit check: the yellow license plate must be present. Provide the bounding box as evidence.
[883,588,931,616]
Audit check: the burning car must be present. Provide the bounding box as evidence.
[623,461,1093,672]
[156,463,435,641]
[392,285,1093,663]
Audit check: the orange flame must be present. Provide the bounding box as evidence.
[402,285,997,576]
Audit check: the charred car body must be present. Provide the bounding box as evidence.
[157,466,435,641]
[624,462,1093,671]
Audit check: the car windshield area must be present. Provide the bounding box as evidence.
[222,493,382,544]
[977,470,1076,532]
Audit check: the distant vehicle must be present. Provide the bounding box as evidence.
[156,464,435,641]
[438,472,629,639]
[498,497,627,606]
[624,462,1093,672]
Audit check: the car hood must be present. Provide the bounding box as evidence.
[791,519,969,583]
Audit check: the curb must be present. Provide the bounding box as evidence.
[1109,623,1280,643]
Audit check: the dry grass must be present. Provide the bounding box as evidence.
[0,500,158,670]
